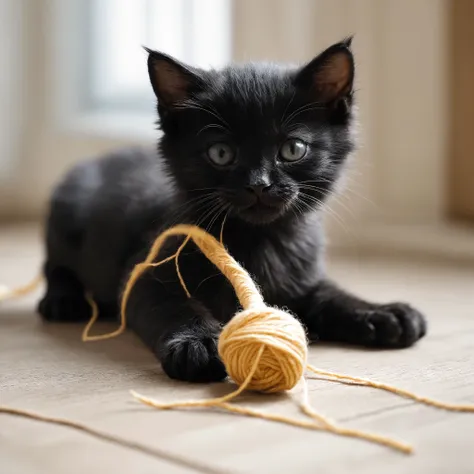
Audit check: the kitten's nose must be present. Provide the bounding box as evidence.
[245,183,272,197]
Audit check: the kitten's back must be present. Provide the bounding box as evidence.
[46,146,174,301]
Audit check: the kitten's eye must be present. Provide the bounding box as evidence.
[207,143,235,166]
[280,139,308,162]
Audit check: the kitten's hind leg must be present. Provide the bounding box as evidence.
[38,263,90,322]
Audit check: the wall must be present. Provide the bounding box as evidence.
[4,0,469,258]
[234,0,456,254]
[0,0,28,213]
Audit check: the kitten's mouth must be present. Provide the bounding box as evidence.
[237,202,285,225]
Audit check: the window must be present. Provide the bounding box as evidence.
[88,0,232,112]
[54,0,232,136]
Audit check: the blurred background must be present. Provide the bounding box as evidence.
[0,0,473,260]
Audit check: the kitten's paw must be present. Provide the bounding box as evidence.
[38,293,91,322]
[356,302,427,348]
[159,324,227,383]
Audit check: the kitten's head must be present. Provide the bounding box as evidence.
[147,38,356,226]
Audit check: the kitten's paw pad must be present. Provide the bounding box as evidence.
[38,294,90,322]
[160,328,227,383]
[357,303,426,348]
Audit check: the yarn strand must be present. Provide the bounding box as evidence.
[119,224,266,311]
[131,345,266,410]
[81,292,103,341]
[131,346,412,454]
[307,366,474,413]
[132,390,412,454]
[81,223,473,454]
[2,223,473,458]
[115,224,412,453]
[0,406,226,474]
[81,234,192,342]
[0,274,42,301]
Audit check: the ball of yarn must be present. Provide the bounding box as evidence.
[218,307,308,393]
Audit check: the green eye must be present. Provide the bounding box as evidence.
[207,143,235,166]
[280,139,308,162]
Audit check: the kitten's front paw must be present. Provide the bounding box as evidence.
[357,302,427,348]
[159,324,227,383]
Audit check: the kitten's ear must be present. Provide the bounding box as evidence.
[145,48,205,108]
[295,37,354,104]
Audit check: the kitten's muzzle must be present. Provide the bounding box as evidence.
[242,184,282,208]
[233,186,295,225]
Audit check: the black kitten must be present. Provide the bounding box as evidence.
[38,38,426,382]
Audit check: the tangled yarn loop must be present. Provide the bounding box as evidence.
[219,308,307,393]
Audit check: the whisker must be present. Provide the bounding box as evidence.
[206,202,227,234]
[164,194,217,229]
[285,122,312,135]
[176,100,230,130]
[187,187,220,193]
[300,178,377,207]
[298,193,351,236]
[280,91,296,126]
[196,124,228,136]
[298,185,358,219]
[195,200,225,231]
[169,194,216,219]
[194,272,222,293]
[291,199,306,220]
[283,102,325,128]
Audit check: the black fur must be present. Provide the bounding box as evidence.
[38,39,426,382]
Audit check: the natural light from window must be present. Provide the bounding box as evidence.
[87,0,232,112]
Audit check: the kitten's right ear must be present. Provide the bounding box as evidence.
[145,48,204,109]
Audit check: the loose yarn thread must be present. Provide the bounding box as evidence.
[0,274,42,300]
[83,224,474,454]
[0,406,227,473]
[2,224,474,456]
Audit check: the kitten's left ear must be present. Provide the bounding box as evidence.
[145,47,205,109]
[295,37,354,104]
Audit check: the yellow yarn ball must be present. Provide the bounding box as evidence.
[218,307,308,393]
